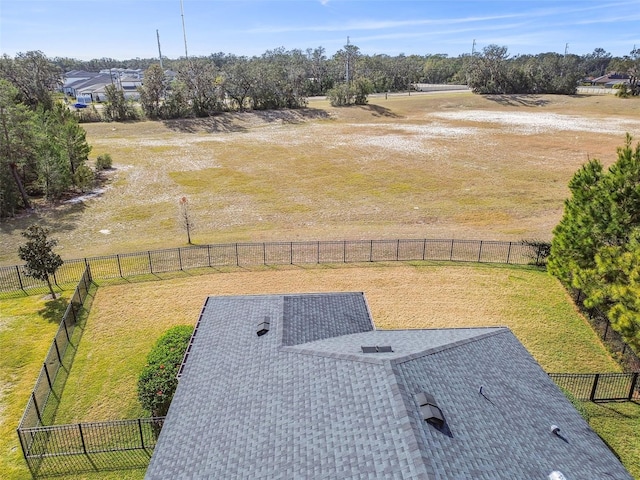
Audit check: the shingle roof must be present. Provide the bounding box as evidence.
[145,292,632,480]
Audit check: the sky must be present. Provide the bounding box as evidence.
[1,0,639,61]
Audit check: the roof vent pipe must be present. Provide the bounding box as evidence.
[548,472,567,480]
[257,316,270,337]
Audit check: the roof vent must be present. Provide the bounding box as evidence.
[415,392,445,428]
[361,345,393,353]
[257,316,270,337]
[548,472,567,480]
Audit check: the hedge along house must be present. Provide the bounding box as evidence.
[145,292,631,479]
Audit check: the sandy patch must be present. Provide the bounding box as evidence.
[432,111,640,135]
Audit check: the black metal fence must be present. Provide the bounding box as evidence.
[571,290,640,372]
[550,373,640,401]
[13,264,168,477]
[17,417,164,477]
[17,265,94,431]
[1,238,546,295]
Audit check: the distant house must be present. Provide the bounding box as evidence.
[145,292,632,479]
[590,73,630,88]
[63,69,144,103]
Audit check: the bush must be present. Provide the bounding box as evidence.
[76,105,102,123]
[137,325,193,417]
[73,164,95,192]
[327,84,351,107]
[521,239,551,266]
[95,153,113,170]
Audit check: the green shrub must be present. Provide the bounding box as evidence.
[137,325,193,417]
[76,105,103,123]
[521,239,551,266]
[95,153,113,170]
[73,164,95,192]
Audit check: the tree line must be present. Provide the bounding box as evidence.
[88,44,640,120]
[0,77,94,218]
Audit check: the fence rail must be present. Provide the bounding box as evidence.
[1,238,545,295]
[550,373,640,401]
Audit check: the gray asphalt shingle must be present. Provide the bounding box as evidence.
[145,292,632,479]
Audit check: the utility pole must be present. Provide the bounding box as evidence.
[345,36,350,84]
[157,29,164,69]
[180,0,189,59]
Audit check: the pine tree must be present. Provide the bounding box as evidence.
[549,134,640,349]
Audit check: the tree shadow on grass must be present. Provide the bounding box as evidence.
[163,115,249,133]
[38,297,69,323]
[484,94,550,107]
[358,104,402,118]
[163,108,331,134]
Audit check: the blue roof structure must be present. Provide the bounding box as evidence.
[145,292,632,479]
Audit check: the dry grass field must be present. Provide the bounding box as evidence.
[1,92,639,265]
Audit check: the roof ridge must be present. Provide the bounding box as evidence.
[389,328,509,366]
[384,362,436,478]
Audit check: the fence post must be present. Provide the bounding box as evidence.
[117,254,123,278]
[15,265,25,292]
[16,428,28,466]
[449,239,454,261]
[263,243,266,265]
[62,315,70,342]
[69,302,78,325]
[396,239,400,261]
[53,338,63,365]
[506,242,512,264]
[148,251,153,274]
[369,240,373,262]
[138,418,145,449]
[290,242,293,265]
[478,240,483,262]
[343,241,346,263]
[590,374,600,401]
[317,241,320,264]
[31,393,43,425]
[43,363,53,390]
[78,423,88,455]
[628,373,639,400]
[178,248,183,271]
[235,244,239,266]
[422,239,427,261]
[207,244,212,267]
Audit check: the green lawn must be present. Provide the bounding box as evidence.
[2,263,638,479]
[0,294,62,479]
